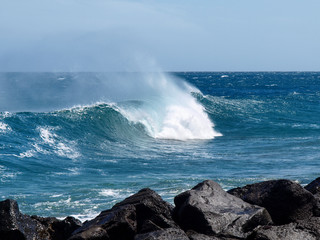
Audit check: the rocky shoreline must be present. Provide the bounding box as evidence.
[1,177,320,240]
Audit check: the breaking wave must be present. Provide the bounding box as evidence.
[0,72,220,141]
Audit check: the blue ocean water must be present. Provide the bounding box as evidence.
[0,72,319,221]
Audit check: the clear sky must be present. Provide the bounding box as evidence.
[1,0,319,72]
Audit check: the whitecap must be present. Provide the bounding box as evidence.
[0,167,21,182]
[53,168,80,176]
[18,150,35,158]
[115,73,221,140]
[37,127,80,159]
[39,127,56,144]
[99,189,122,198]
[0,122,11,132]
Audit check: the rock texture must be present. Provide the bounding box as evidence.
[3,177,320,240]
[247,223,317,240]
[248,217,320,240]
[228,179,319,224]
[305,177,320,197]
[134,228,189,240]
[70,188,179,240]
[33,216,82,240]
[174,180,272,239]
[0,199,81,240]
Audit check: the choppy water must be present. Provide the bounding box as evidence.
[0,72,319,221]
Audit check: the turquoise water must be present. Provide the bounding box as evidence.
[0,72,319,220]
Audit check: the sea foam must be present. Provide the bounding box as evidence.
[115,72,221,140]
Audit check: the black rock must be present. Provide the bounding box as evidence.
[0,199,50,240]
[247,223,317,240]
[228,179,319,225]
[33,215,82,240]
[305,177,320,196]
[173,180,272,239]
[70,204,137,240]
[69,226,109,240]
[186,230,221,240]
[134,228,189,240]
[70,188,177,240]
[113,188,177,233]
[295,217,320,238]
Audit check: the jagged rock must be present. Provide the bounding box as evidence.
[228,179,319,224]
[32,215,82,240]
[295,217,320,238]
[173,180,272,239]
[69,226,109,240]
[113,188,177,233]
[186,230,221,240]
[134,228,189,240]
[187,231,239,240]
[70,204,137,240]
[70,188,177,240]
[0,199,50,240]
[247,223,317,240]
[305,177,320,197]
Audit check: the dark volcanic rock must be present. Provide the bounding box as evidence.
[174,180,272,239]
[70,205,137,240]
[113,188,177,233]
[33,216,82,240]
[70,188,177,240]
[295,217,320,238]
[187,232,239,240]
[186,230,221,240]
[134,228,189,240]
[69,226,109,240]
[228,179,319,225]
[247,223,317,240]
[0,199,50,240]
[305,177,320,196]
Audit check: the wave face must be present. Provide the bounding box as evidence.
[1,72,320,221]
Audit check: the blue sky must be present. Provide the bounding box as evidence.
[0,0,319,71]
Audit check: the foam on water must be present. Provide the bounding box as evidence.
[115,72,221,140]
[0,112,11,132]
[0,122,10,132]
[38,127,80,159]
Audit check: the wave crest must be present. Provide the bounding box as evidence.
[114,73,221,140]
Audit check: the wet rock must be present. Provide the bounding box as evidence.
[295,217,320,238]
[113,188,177,233]
[70,204,137,240]
[134,228,189,240]
[305,177,320,197]
[174,180,272,239]
[69,226,109,240]
[186,230,221,240]
[33,216,82,240]
[247,223,317,240]
[0,199,50,240]
[228,179,319,224]
[70,188,177,240]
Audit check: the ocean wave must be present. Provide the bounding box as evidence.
[0,72,220,141]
